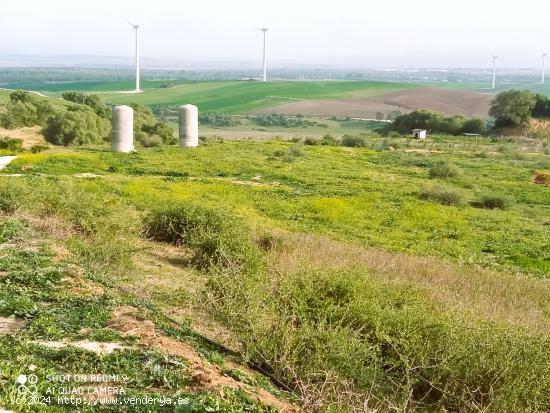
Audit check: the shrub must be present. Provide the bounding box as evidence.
[199,112,241,127]
[303,137,319,145]
[131,103,175,145]
[210,267,550,412]
[137,134,163,148]
[30,144,48,153]
[320,134,337,146]
[0,91,55,129]
[472,193,510,210]
[42,106,110,146]
[420,186,464,206]
[61,92,110,118]
[0,137,23,151]
[145,202,263,274]
[270,146,305,162]
[0,218,28,243]
[429,161,461,178]
[342,135,367,147]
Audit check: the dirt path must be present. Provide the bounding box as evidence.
[0,156,16,170]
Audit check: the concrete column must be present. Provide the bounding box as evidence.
[111,105,134,153]
[179,104,199,148]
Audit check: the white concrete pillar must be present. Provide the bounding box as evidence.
[179,104,199,148]
[111,105,134,153]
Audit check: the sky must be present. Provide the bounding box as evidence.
[0,0,548,68]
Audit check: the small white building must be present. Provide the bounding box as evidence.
[411,129,427,139]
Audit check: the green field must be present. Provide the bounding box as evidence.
[3,137,548,277]
[93,80,416,113]
[1,135,549,412]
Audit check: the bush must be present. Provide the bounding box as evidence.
[137,134,163,148]
[0,91,55,129]
[472,194,510,210]
[270,146,305,162]
[30,144,48,153]
[199,112,241,127]
[342,135,367,147]
[253,114,327,128]
[429,161,461,178]
[320,134,337,146]
[420,186,464,206]
[42,106,110,146]
[210,266,550,412]
[303,137,319,145]
[61,92,110,118]
[0,137,23,151]
[131,104,175,145]
[145,202,263,274]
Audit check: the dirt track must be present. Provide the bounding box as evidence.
[250,87,494,118]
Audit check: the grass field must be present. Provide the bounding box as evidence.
[0,135,549,412]
[3,137,549,276]
[91,81,418,113]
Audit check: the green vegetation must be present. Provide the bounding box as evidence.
[0,136,23,152]
[98,80,417,113]
[472,193,510,210]
[420,186,464,206]
[428,161,461,178]
[61,91,110,118]
[490,90,537,127]
[389,110,487,135]
[0,90,55,129]
[199,112,242,127]
[43,106,111,146]
[0,79,549,411]
[131,103,176,147]
[252,113,328,128]
[0,143,548,410]
[145,202,263,274]
[342,134,368,147]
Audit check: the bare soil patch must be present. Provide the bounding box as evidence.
[109,306,300,412]
[0,317,27,334]
[250,88,494,119]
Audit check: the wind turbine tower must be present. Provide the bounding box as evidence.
[541,52,547,85]
[256,27,268,82]
[127,21,140,93]
[491,51,498,90]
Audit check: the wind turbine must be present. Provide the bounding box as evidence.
[491,50,498,89]
[540,52,547,85]
[127,20,140,93]
[256,27,268,82]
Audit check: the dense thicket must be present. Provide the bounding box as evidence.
[389,110,486,135]
[42,106,110,146]
[0,90,55,129]
[199,112,241,127]
[131,103,176,147]
[61,91,110,118]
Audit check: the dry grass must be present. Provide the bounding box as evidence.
[268,232,550,333]
[0,126,46,148]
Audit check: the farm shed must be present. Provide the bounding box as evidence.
[411,129,427,139]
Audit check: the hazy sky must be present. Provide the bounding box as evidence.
[0,0,548,68]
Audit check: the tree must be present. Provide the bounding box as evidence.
[489,90,536,127]
[131,103,176,146]
[461,118,486,134]
[533,93,550,118]
[61,92,110,119]
[0,91,55,129]
[42,106,110,146]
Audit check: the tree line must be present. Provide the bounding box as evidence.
[0,90,175,147]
